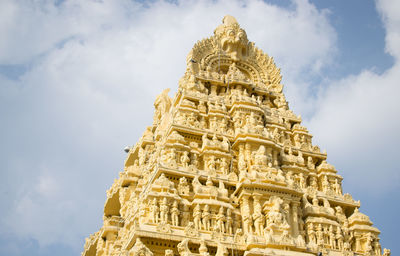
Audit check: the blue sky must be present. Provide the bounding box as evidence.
[0,0,399,255]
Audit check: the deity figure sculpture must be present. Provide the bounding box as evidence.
[191,153,199,169]
[193,204,202,230]
[154,88,172,124]
[150,198,159,224]
[187,112,199,127]
[167,148,177,167]
[328,225,335,249]
[178,177,190,195]
[160,198,169,223]
[216,206,226,233]
[242,211,253,235]
[220,158,229,175]
[297,151,305,166]
[276,168,285,182]
[333,178,342,195]
[234,228,245,244]
[209,116,218,131]
[254,145,267,165]
[336,226,344,251]
[180,151,190,169]
[221,136,229,151]
[266,197,289,231]
[286,171,295,188]
[207,156,217,175]
[307,156,315,170]
[335,206,347,226]
[218,180,228,198]
[299,173,306,189]
[252,210,264,236]
[316,224,324,246]
[171,201,180,226]
[307,223,316,245]
[310,176,318,190]
[192,176,202,194]
[321,175,330,193]
[365,233,374,254]
[226,208,233,235]
[202,205,211,231]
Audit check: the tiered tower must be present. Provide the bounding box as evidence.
[82,16,390,256]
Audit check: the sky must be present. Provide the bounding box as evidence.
[0,0,399,255]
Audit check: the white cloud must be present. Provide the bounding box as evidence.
[305,0,400,193]
[0,0,365,253]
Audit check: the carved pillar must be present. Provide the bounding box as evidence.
[273,150,279,167]
[291,202,299,237]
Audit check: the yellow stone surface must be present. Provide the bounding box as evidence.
[82,16,390,256]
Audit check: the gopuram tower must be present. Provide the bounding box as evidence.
[82,16,390,256]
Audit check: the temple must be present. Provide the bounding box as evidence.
[82,16,390,256]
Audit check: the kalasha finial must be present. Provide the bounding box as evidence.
[222,15,238,26]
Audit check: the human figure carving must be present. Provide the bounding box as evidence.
[307,223,316,245]
[333,178,342,195]
[202,205,211,231]
[321,175,330,193]
[336,226,344,251]
[316,224,324,246]
[216,206,226,233]
[150,198,159,223]
[329,225,335,249]
[252,210,264,236]
[154,88,172,124]
[220,158,229,175]
[160,198,169,223]
[207,156,216,175]
[254,145,267,165]
[171,201,180,226]
[193,204,202,230]
[178,177,190,195]
[181,151,190,169]
[307,156,315,170]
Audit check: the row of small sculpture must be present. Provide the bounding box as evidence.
[147,197,236,235]
[133,144,343,196]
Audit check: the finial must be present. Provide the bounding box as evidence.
[222,15,238,26]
